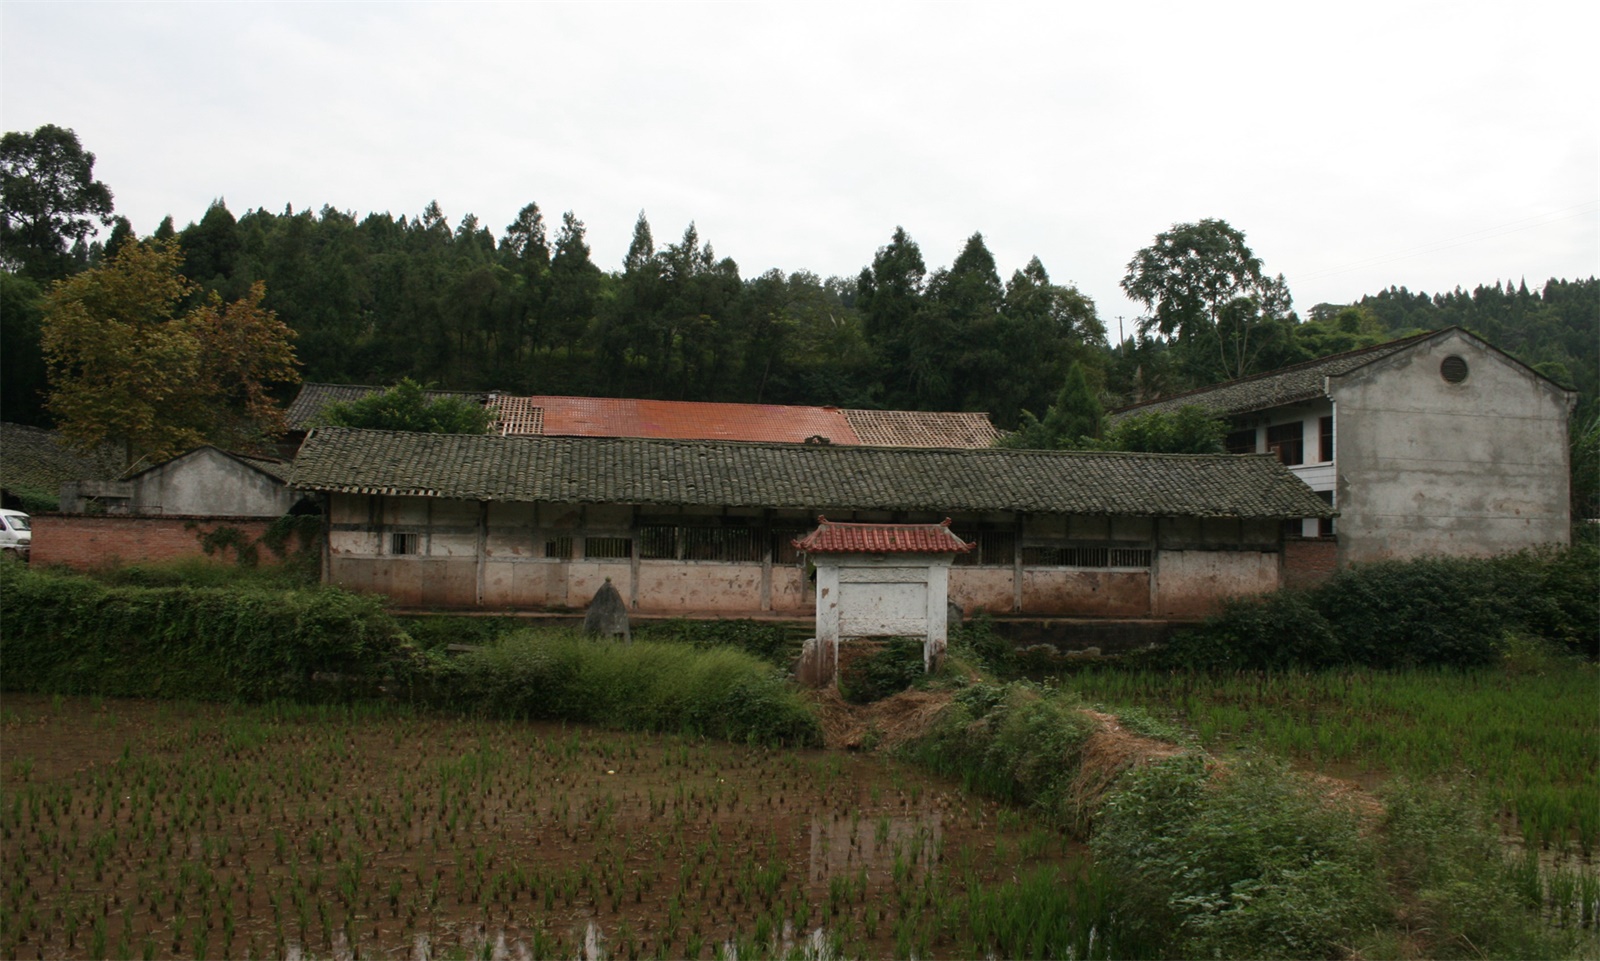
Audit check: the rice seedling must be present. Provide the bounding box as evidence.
[0,693,1095,959]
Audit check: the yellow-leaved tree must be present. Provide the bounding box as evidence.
[40,241,300,470]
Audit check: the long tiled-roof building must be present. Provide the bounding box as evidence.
[285,384,1003,448]
[292,427,1331,620]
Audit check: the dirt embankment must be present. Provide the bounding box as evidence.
[810,687,1381,829]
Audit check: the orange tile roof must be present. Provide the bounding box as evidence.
[500,396,862,445]
[792,517,974,554]
[292,385,1001,448]
[844,409,1002,447]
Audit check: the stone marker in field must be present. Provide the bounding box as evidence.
[584,578,631,641]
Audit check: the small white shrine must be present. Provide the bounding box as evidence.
[793,517,973,686]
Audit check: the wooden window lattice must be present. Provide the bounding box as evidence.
[637,526,764,563]
[584,536,633,560]
[952,530,1016,567]
[1020,545,1152,569]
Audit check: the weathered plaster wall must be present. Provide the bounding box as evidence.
[636,563,763,613]
[130,449,293,517]
[1332,331,1572,563]
[949,568,1014,614]
[1022,570,1150,616]
[320,493,1293,619]
[1153,549,1279,617]
[769,567,809,613]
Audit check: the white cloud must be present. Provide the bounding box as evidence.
[3,0,1594,323]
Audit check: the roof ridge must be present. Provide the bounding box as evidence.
[1113,328,1441,414]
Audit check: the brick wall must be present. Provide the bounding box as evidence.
[29,514,301,570]
[1282,538,1339,590]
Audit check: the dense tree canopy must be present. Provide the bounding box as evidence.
[316,379,492,434]
[0,124,115,281]
[1122,219,1294,382]
[998,361,1104,450]
[40,242,299,468]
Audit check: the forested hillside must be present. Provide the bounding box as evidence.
[8,197,1594,427]
[2,125,1595,435]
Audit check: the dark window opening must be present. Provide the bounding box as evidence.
[585,536,632,560]
[545,536,574,560]
[1317,490,1335,538]
[952,530,1016,566]
[638,526,763,562]
[1267,421,1304,466]
[390,532,419,555]
[1225,428,1257,454]
[771,529,807,565]
[1020,545,1152,568]
[1441,355,1469,383]
[1319,416,1334,462]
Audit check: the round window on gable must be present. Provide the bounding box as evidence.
[1440,355,1469,384]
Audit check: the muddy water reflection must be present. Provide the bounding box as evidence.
[809,810,942,882]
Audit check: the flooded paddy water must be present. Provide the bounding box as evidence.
[0,694,1094,959]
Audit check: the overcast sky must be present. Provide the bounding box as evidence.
[3,1,1595,332]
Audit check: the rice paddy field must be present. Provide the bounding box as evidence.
[1061,665,1600,857]
[0,694,1107,961]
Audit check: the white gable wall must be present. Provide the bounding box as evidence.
[1331,329,1572,562]
[131,448,292,517]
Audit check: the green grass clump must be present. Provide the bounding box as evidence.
[1374,781,1578,959]
[901,682,1102,832]
[1092,754,1388,960]
[632,618,803,666]
[1063,664,1599,854]
[431,629,821,746]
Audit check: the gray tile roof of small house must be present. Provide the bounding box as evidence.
[291,428,1334,519]
[0,422,123,495]
[1112,330,1440,420]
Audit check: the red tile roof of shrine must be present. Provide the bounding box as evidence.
[791,517,973,554]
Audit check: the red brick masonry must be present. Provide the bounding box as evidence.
[1282,537,1338,590]
[29,514,293,570]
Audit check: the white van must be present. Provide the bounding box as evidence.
[0,509,31,560]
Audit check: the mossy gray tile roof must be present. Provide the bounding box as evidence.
[1112,330,1437,419]
[0,422,123,496]
[291,428,1333,519]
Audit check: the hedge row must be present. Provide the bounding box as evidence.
[0,564,408,701]
[1164,544,1598,669]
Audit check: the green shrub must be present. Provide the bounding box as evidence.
[902,682,1100,830]
[947,616,1016,675]
[1091,755,1387,959]
[1163,545,1598,670]
[0,564,409,701]
[429,630,821,746]
[631,618,802,666]
[1163,589,1335,670]
[395,614,529,652]
[838,637,927,704]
